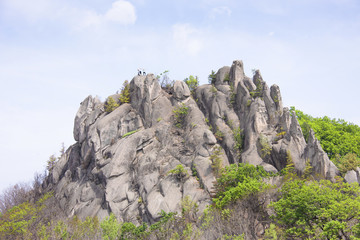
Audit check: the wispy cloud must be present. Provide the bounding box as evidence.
[3,0,137,28]
[209,6,232,19]
[172,23,203,56]
[104,0,137,25]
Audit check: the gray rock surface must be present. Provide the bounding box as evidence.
[45,60,342,225]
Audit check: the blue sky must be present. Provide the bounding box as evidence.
[0,0,359,192]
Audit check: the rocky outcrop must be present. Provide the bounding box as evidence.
[44,59,342,225]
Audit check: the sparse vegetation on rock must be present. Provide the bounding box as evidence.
[173,103,189,128]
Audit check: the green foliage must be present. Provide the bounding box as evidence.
[173,103,189,128]
[181,196,199,223]
[263,223,285,240]
[54,221,69,240]
[337,152,360,175]
[214,127,224,141]
[210,146,223,178]
[105,96,119,113]
[100,213,121,240]
[208,70,216,84]
[183,75,199,94]
[167,165,189,181]
[213,163,272,209]
[249,80,263,98]
[280,150,297,181]
[246,99,252,107]
[121,129,139,138]
[220,234,244,240]
[233,127,244,154]
[119,80,130,104]
[293,107,360,162]
[259,134,271,158]
[0,192,52,240]
[270,179,360,239]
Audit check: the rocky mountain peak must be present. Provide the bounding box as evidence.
[43,59,340,224]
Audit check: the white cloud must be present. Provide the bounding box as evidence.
[209,6,232,19]
[105,0,137,25]
[3,0,136,28]
[172,24,203,56]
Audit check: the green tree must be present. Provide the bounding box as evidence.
[183,75,199,94]
[292,107,360,163]
[119,80,130,104]
[105,96,119,113]
[46,154,57,173]
[270,179,360,239]
[213,163,272,209]
[208,70,216,84]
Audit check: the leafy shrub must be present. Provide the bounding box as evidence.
[100,213,121,240]
[259,134,271,158]
[249,80,263,98]
[181,196,199,223]
[167,165,189,181]
[183,75,199,94]
[119,80,130,104]
[233,127,244,154]
[105,96,119,113]
[173,103,189,128]
[213,163,272,209]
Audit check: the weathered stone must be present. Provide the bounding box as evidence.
[45,59,344,227]
[214,66,230,86]
[173,80,191,100]
[344,170,359,184]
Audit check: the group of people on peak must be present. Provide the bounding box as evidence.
[137,68,146,76]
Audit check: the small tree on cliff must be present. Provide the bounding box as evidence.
[119,80,130,104]
[105,97,119,113]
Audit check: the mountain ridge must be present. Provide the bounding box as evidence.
[43,59,343,225]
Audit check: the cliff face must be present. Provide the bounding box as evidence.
[43,60,339,224]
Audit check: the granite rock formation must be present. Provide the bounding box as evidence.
[43,60,340,226]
